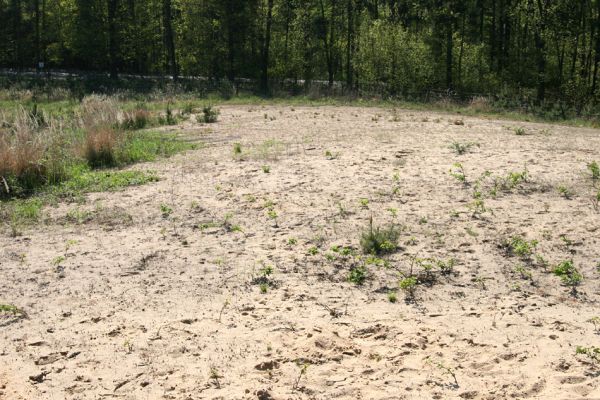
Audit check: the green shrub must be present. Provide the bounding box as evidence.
[360,218,400,255]
[553,260,583,288]
[200,106,220,123]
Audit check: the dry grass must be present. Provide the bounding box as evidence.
[83,127,120,168]
[0,109,48,195]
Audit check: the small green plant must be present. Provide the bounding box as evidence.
[209,367,222,388]
[267,210,278,220]
[450,162,467,184]
[504,236,538,259]
[307,246,319,256]
[514,264,533,282]
[399,276,418,299]
[587,316,600,333]
[514,127,526,136]
[588,161,599,181]
[288,238,297,246]
[387,291,398,303]
[558,185,573,199]
[359,198,369,209]
[259,283,269,293]
[200,105,220,123]
[293,362,309,390]
[575,346,599,363]
[437,258,456,275]
[425,357,459,387]
[360,218,400,255]
[348,266,367,285]
[0,304,23,315]
[553,260,583,289]
[233,142,242,156]
[450,141,476,155]
[262,165,271,173]
[160,203,173,217]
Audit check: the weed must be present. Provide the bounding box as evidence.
[450,141,477,155]
[387,291,398,303]
[437,258,456,275]
[293,363,308,390]
[259,283,269,293]
[399,276,418,299]
[84,127,119,168]
[262,165,271,173]
[575,346,599,363]
[307,246,319,256]
[425,357,459,387]
[503,236,538,259]
[122,109,150,130]
[287,238,297,246]
[450,162,467,184]
[359,198,369,209]
[360,218,400,255]
[587,316,600,333]
[514,264,533,282]
[553,260,583,289]
[0,304,23,315]
[348,266,367,285]
[233,142,242,156]
[558,185,573,199]
[160,203,173,218]
[209,367,222,388]
[588,161,599,181]
[200,106,220,123]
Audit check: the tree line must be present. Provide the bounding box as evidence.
[1,0,600,108]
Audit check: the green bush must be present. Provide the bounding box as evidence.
[360,218,400,255]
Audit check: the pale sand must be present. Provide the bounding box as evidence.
[1,105,599,399]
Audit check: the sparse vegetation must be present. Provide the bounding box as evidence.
[360,218,400,255]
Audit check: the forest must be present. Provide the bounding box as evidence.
[1,0,600,111]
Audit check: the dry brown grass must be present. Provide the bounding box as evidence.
[468,96,493,113]
[0,114,47,195]
[83,127,120,168]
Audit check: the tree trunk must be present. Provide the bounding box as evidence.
[346,0,353,89]
[446,17,453,89]
[260,0,274,95]
[108,0,119,79]
[162,0,177,80]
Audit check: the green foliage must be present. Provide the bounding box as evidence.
[575,346,599,363]
[0,304,23,314]
[504,236,538,259]
[450,141,477,155]
[348,266,367,285]
[360,219,400,255]
[399,276,418,298]
[200,106,220,123]
[449,163,467,184]
[588,161,599,181]
[552,260,583,288]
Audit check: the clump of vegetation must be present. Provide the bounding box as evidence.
[399,276,418,299]
[360,218,400,255]
[199,106,220,123]
[449,162,467,184]
[348,265,367,285]
[450,141,477,155]
[503,236,538,259]
[588,161,599,182]
[575,346,599,364]
[122,108,150,130]
[552,260,583,290]
[84,127,119,168]
[514,127,526,136]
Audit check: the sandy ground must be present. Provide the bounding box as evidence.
[1,105,600,400]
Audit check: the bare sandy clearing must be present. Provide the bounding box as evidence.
[1,105,599,400]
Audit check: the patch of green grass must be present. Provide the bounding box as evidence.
[117,131,198,164]
[360,218,400,255]
[0,303,23,314]
[348,266,367,285]
[553,260,583,288]
[51,167,159,198]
